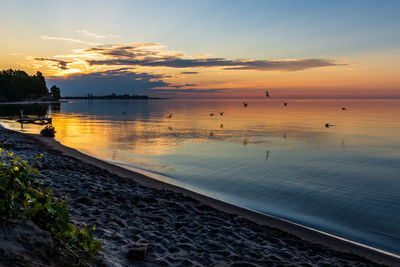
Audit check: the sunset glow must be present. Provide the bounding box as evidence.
[1,0,399,98]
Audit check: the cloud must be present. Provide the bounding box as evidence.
[40,35,99,46]
[79,43,344,71]
[172,83,197,89]
[150,88,226,94]
[35,41,347,97]
[88,57,339,71]
[77,30,119,39]
[223,59,341,71]
[34,42,345,74]
[180,71,199,75]
[34,57,70,70]
[47,68,170,96]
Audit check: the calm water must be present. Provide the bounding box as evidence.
[1,99,400,255]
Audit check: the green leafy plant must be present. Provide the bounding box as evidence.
[0,149,102,258]
[40,125,56,138]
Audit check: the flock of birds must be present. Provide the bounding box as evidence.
[118,89,347,132]
[165,90,347,129]
[118,90,349,161]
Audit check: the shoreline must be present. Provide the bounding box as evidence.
[1,125,399,266]
[32,132,400,266]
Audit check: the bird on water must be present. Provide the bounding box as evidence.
[243,102,249,107]
[167,114,173,118]
[266,90,270,97]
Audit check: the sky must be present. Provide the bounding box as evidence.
[1,0,400,98]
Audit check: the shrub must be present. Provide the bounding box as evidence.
[0,149,102,258]
[40,125,56,138]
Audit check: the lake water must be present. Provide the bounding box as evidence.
[1,99,399,255]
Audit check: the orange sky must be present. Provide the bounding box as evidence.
[1,1,400,98]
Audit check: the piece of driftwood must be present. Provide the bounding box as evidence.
[121,243,148,260]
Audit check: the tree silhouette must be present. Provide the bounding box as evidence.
[0,69,60,102]
[50,85,61,99]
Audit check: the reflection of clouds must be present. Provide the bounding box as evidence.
[15,99,349,158]
[0,103,60,117]
[52,99,337,157]
[110,127,331,149]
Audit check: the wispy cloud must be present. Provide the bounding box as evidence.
[34,58,71,70]
[77,30,119,39]
[180,71,199,75]
[150,88,226,94]
[78,43,344,71]
[40,35,99,46]
[172,83,197,89]
[33,41,348,97]
[33,42,345,73]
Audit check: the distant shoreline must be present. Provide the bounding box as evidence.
[62,95,166,100]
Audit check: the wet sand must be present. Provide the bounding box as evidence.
[0,125,398,266]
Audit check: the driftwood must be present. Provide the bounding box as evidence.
[121,243,148,260]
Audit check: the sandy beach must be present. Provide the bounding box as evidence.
[0,125,398,266]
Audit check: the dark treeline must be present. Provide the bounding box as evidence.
[0,69,61,102]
